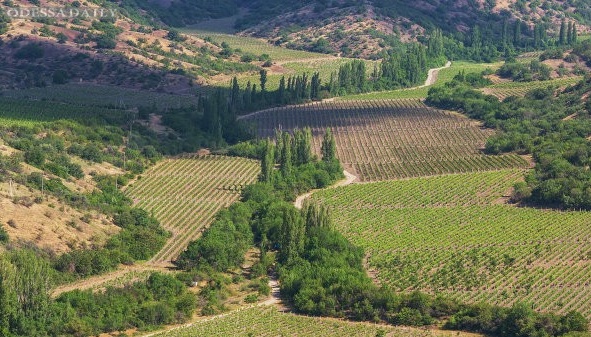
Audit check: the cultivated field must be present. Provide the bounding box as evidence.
[2,83,201,109]
[482,76,583,100]
[149,306,483,337]
[0,97,123,126]
[124,155,260,264]
[242,99,528,181]
[183,30,327,62]
[311,170,591,319]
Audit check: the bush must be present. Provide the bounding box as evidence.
[0,226,9,243]
[52,69,69,84]
[15,43,44,59]
[94,35,116,49]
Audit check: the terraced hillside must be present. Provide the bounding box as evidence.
[311,170,591,319]
[124,155,260,264]
[242,99,528,181]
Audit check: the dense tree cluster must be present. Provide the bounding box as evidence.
[496,60,552,82]
[427,69,591,210]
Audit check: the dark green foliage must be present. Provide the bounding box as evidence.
[260,139,275,183]
[446,302,588,336]
[321,128,336,162]
[54,249,123,277]
[0,8,10,35]
[52,69,69,84]
[540,49,564,61]
[496,60,552,82]
[166,29,186,42]
[14,43,44,59]
[175,203,254,271]
[560,19,567,45]
[54,273,195,335]
[226,140,267,159]
[0,226,8,243]
[24,147,46,166]
[260,69,268,92]
[0,250,52,337]
[426,72,591,210]
[55,208,168,278]
[453,70,492,88]
[94,35,117,49]
[107,208,169,260]
[120,0,238,27]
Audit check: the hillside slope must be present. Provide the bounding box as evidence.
[234,0,591,58]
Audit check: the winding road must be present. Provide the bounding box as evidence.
[294,170,357,209]
[421,61,452,88]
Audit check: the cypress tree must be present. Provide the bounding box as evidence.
[260,139,275,183]
[310,72,321,100]
[251,84,257,107]
[502,20,510,46]
[559,19,566,45]
[278,76,286,103]
[294,127,313,165]
[228,77,241,114]
[274,129,283,163]
[259,69,267,92]
[567,22,573,45]
[321,128,336,162]
[572,23,578,44]
[280,132,292,176]
[513,20,521,47]
[244,81,252,108]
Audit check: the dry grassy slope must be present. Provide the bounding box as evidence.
[0,0,241,90]
[0,142,120,255]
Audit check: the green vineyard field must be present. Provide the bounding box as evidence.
[311,170,591,319]
[0,97,124,126]
[3,83,200,109]
[124,155,260,264]
[483,76,583,100]
[242,99,529,181]
[150,306,482,337]
[184,30,325,62]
